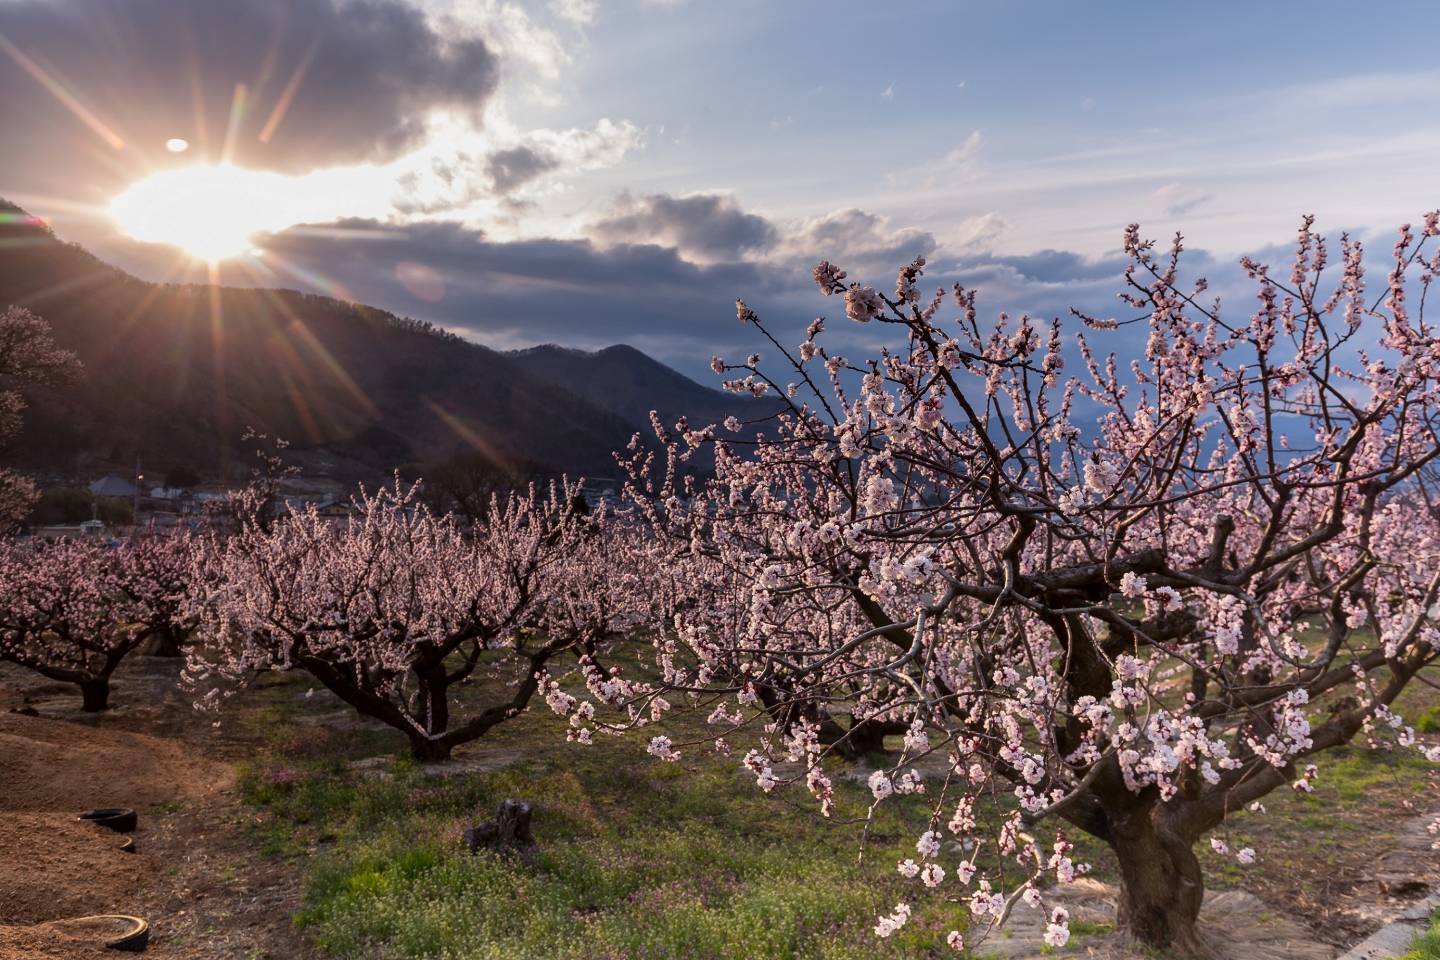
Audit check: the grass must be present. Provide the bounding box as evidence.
[1418,706,1440,735]
[237,672,975,959]
[1401,910,1440,960]
[230,654,1440,959]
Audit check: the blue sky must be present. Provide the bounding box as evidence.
[537,1,1440,252]
[3,0,1438,379]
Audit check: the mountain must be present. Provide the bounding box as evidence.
[0,201,765,485]
[507,343,778,437]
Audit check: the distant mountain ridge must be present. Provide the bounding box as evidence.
[0,201,767,484]
[507,343,778,436]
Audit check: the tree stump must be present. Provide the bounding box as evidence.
[463,799,535,860]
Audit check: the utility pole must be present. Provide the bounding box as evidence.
[133,454,142,529]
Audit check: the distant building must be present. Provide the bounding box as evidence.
[88,475,138,497]
[316,501,355,524]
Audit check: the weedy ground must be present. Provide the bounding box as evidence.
[3,645,1435,959]
[227,659,1439,959]
[233,670,964,960]
[1401,910,1440,960]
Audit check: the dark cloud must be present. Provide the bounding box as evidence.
[592,193,779,261]
[248,218,791,367]
[486,146,562,194]
[232,215,1184,382]
[50,196,1253,387]
[0,0,498,193]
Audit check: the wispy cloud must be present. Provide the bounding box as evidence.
[1151,183,1214,217]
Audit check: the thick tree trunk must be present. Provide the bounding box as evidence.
[408,667,453,761]
[142,627,185,658]
[832,717,897,760]
[79,678,110,712]
[408,734,452,762]
[1109,805,1208,957]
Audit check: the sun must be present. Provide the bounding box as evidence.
[108,163,386,263]
[109,165,293,262]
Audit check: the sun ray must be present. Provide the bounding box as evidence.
[219,84,249,166]
[425,399,508,465]
[182,32,211,158]
[258,250,355,302]
[263,333,326,444]
[251,284,381,421]
[0,31,125,151]
[259,42,318,144]
[206,263,232,460]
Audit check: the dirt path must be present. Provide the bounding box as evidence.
[0,660,316,960]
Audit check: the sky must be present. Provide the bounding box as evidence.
[2,0,1439,381]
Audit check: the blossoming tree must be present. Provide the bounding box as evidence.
[568,216,1440,955]
[0,531,197,710]
[0,304,80,532]
[188,479,640,760]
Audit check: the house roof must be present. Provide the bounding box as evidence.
[88,475,138,497]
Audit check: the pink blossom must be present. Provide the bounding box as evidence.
[844,283,884,323]
[1119,571,1148,598]
[873,902,911,938]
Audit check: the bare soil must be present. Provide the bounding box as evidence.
[0,658,316,960]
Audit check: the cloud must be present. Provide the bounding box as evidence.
[374,116,640,216]
[949,212,1006,252]
[944,131,984,169]
[0,0,500,184]
[966,249,1126,285]
[246,217,789,363]
[422,0,570,83]
[780,208,937,273]
[76,201,1264,392]
[390,115,639,215]
[1152,183,1214,217]
[591,192,779,261]
[915,130,984,189]
[549,0,598,25]
[486,146,563,194]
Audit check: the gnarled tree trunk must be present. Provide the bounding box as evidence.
[1107,803,1208,957]
[407,732,452,762]
[140,626,186,658]
[79,678,110,712]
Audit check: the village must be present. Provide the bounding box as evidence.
[24,465,622,540]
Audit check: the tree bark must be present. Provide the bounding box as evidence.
[1108,804,1208,957]
[408,733,452,762]
[79,678,110,712]
[141,627,185,658]
[826,716,904,760]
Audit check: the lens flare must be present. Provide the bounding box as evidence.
[165,138,190,153]
[109,163,387,262]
